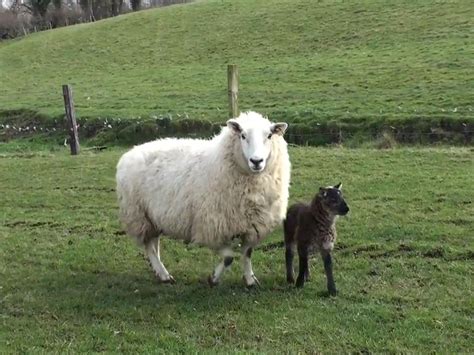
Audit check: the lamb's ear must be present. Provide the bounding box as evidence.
[270,122,288,136]
[319,187,327,197]
[334,182,342,190]
[227,119,242,134]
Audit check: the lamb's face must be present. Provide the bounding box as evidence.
[227,113,288,174]
[318,183,350,216]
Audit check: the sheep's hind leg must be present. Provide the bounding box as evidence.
[145,237,175,284]
[208,248,234,287]
[242,245,260,288]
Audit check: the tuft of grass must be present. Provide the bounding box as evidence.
[0,146,473,352]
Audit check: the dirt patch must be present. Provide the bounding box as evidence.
[258,241,285,251]
[340,243,471,261]
[443,218,473,226]
[6,220,62,228]
[53,186,115,192]
[398,243,414,252]
[423,247,445,258]
[450,250,474,261]
[4,220,112,236]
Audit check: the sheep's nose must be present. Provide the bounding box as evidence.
[250,158,264,166]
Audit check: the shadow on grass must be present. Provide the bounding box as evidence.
[13,268,312,323]
[8,259,367,328]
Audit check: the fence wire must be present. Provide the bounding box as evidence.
[1,84,472,146]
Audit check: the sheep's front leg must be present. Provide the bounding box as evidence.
[208,248,234,287]
[242,245,260,288]
[145,237,175,284]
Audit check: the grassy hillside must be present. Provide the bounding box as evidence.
[0,0,473,128]
[1,146,473,352]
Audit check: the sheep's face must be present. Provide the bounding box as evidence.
[318,183,350,216]
[227,113,287,174]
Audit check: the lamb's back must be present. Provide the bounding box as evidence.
[284,203,309,244]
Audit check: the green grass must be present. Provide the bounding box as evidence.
[0,0,473,126]
[1,146,473,352]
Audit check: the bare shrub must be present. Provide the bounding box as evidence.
[46,5,83,27]
[0,11,30,39]
[64,5,84,25]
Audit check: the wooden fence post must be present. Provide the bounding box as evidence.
[227,64,239,118]
[62,84,80,155]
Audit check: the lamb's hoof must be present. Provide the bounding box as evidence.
[207,275,219,287]
[328,288,338,297]
[243,275,261,289]
[157,275,176,284]
[295,278,304,288]
[287,276,295,284]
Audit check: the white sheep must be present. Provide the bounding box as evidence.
[116,111,290,287]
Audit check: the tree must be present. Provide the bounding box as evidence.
[23,0,52,18]
[130,0,140,11]
[111,0,123,16]
[52,0,61,10]
[79,0,93,21]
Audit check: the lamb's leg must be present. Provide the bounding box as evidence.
[295,244,309,288]
[242,245,260,287]
[304,261,310,282]
[145,237,175,284]
[208,248,234,287]
[321,249,337,296]
[285,242,295,284]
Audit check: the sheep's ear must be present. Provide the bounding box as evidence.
[227,119,242,134]
[334,182,342,190]
[271,122,288,136]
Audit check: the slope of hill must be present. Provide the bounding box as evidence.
[0,0,472,131]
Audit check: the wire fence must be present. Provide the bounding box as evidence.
[0,117,472,147]
[1,122,469,143]
[1,74,473,146]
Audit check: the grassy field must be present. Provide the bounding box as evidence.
[0,0,473,125]
[1,145,473,352]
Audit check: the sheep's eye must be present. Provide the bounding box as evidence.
[267,133,272,139]
[241,134,246,140]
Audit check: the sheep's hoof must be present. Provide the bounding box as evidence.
[207,275,219,287]
[286,275,295,284]
[243,275,261,289]
[328,288,338,297]
[157,275,176,284]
